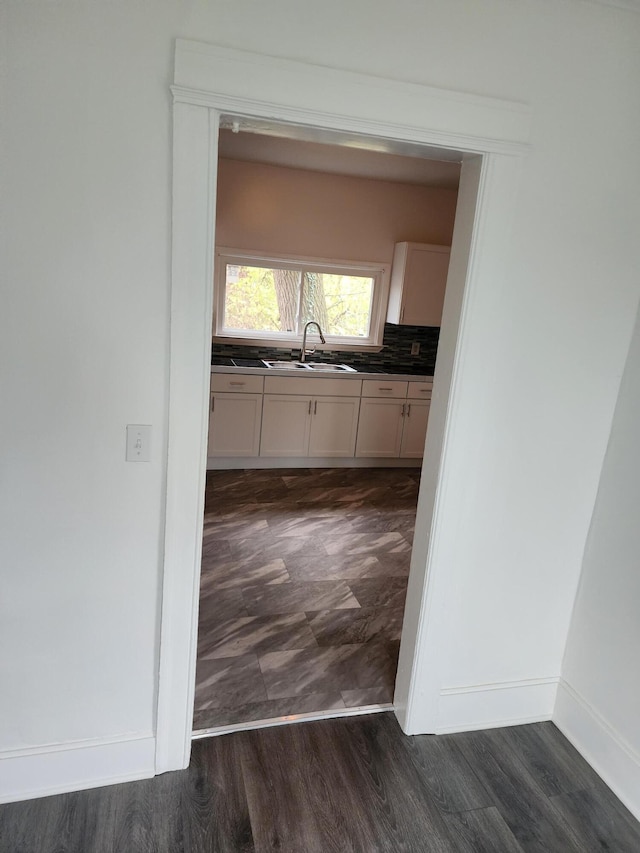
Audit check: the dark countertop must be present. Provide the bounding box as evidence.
[211,356,433,378]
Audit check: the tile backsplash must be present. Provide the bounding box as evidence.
[212,323,440,375]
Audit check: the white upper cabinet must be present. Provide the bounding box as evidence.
[386,242,450,327]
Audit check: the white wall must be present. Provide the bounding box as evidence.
[556,305,640,818]
[2,0,640,799]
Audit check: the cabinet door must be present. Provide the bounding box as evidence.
[308,397,360,458]
[400,400,430,458]
[208,393,262,457]
[260,395,311,457]
[355,398,404,458]
[402,245,450,326]
[388,243,450,326]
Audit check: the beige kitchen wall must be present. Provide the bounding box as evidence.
[215,158,458,263]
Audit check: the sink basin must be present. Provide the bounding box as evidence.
[262,360,311,370]
[262,360,356,372]
[306,362,356,372]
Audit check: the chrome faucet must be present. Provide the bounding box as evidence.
[300,321,326,362]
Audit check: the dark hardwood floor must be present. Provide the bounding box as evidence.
[195,468,419,730]
[2,714,640,852]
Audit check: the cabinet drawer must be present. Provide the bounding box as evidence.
[408,381,433,399]
[210,372,264,393]
[264,376,362,397]
[361,380,408,399]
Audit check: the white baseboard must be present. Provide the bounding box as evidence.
[554,679,640,822]
[0,733,156,804]
[434,677,558,734]
[207,456,421,470]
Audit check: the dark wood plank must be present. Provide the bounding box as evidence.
[0,787,99,853]
[184,736,255,853]
[497,722,603,797]
[0,737,253,853]
[241,713,458,852]
[241,722,361,853]
[401,730,493,814]
[443,806,525,852]
[550,785,640,852]
[2,717,639,853]
[97,777,172,853]
[330,714,458,851]
[454,729,584,852]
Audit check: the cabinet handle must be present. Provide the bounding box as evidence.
[211,396,215,413]
[406,404,411,418]
[401,404,406,418]
[379,387,393,392]
[308,400,312,415]
[229,381,245,387]
[314,400,317,415]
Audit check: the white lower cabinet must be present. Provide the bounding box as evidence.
[261,394,360,458]
[399,399,431,458]
[356,397,431,459]
[308,397,360,457]
[260,395,312,457]
[208,393,263,457]
[355,398,406,458]
[208,370,432,464]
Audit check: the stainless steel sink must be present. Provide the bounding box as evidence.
[262,360,311,370]
[262,360,356,372]
[306,362,356,372]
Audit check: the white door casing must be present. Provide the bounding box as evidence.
[158,40,530,773]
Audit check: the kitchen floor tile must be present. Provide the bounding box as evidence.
[194,467,419,730]
[194,655,267,710]
[243,581,361,615]
[346,576,409,608]
[308,606,405,645]
[198,613,317,659]
[258,642,398,699]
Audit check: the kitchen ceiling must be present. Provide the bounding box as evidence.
[218,123,461,190]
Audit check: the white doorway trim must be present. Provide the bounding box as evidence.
[156,40,531,773]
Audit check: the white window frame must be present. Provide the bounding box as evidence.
[213,247,390,351]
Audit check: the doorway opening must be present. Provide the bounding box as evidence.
[192,122,464,735]
[158,38,527,775]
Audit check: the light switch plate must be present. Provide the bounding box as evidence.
[126,424,152,462]
[411,342,420,356]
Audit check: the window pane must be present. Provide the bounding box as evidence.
[301,272,374,337]
[223,264,301,334]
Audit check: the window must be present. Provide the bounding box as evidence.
[214,250,389,350]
